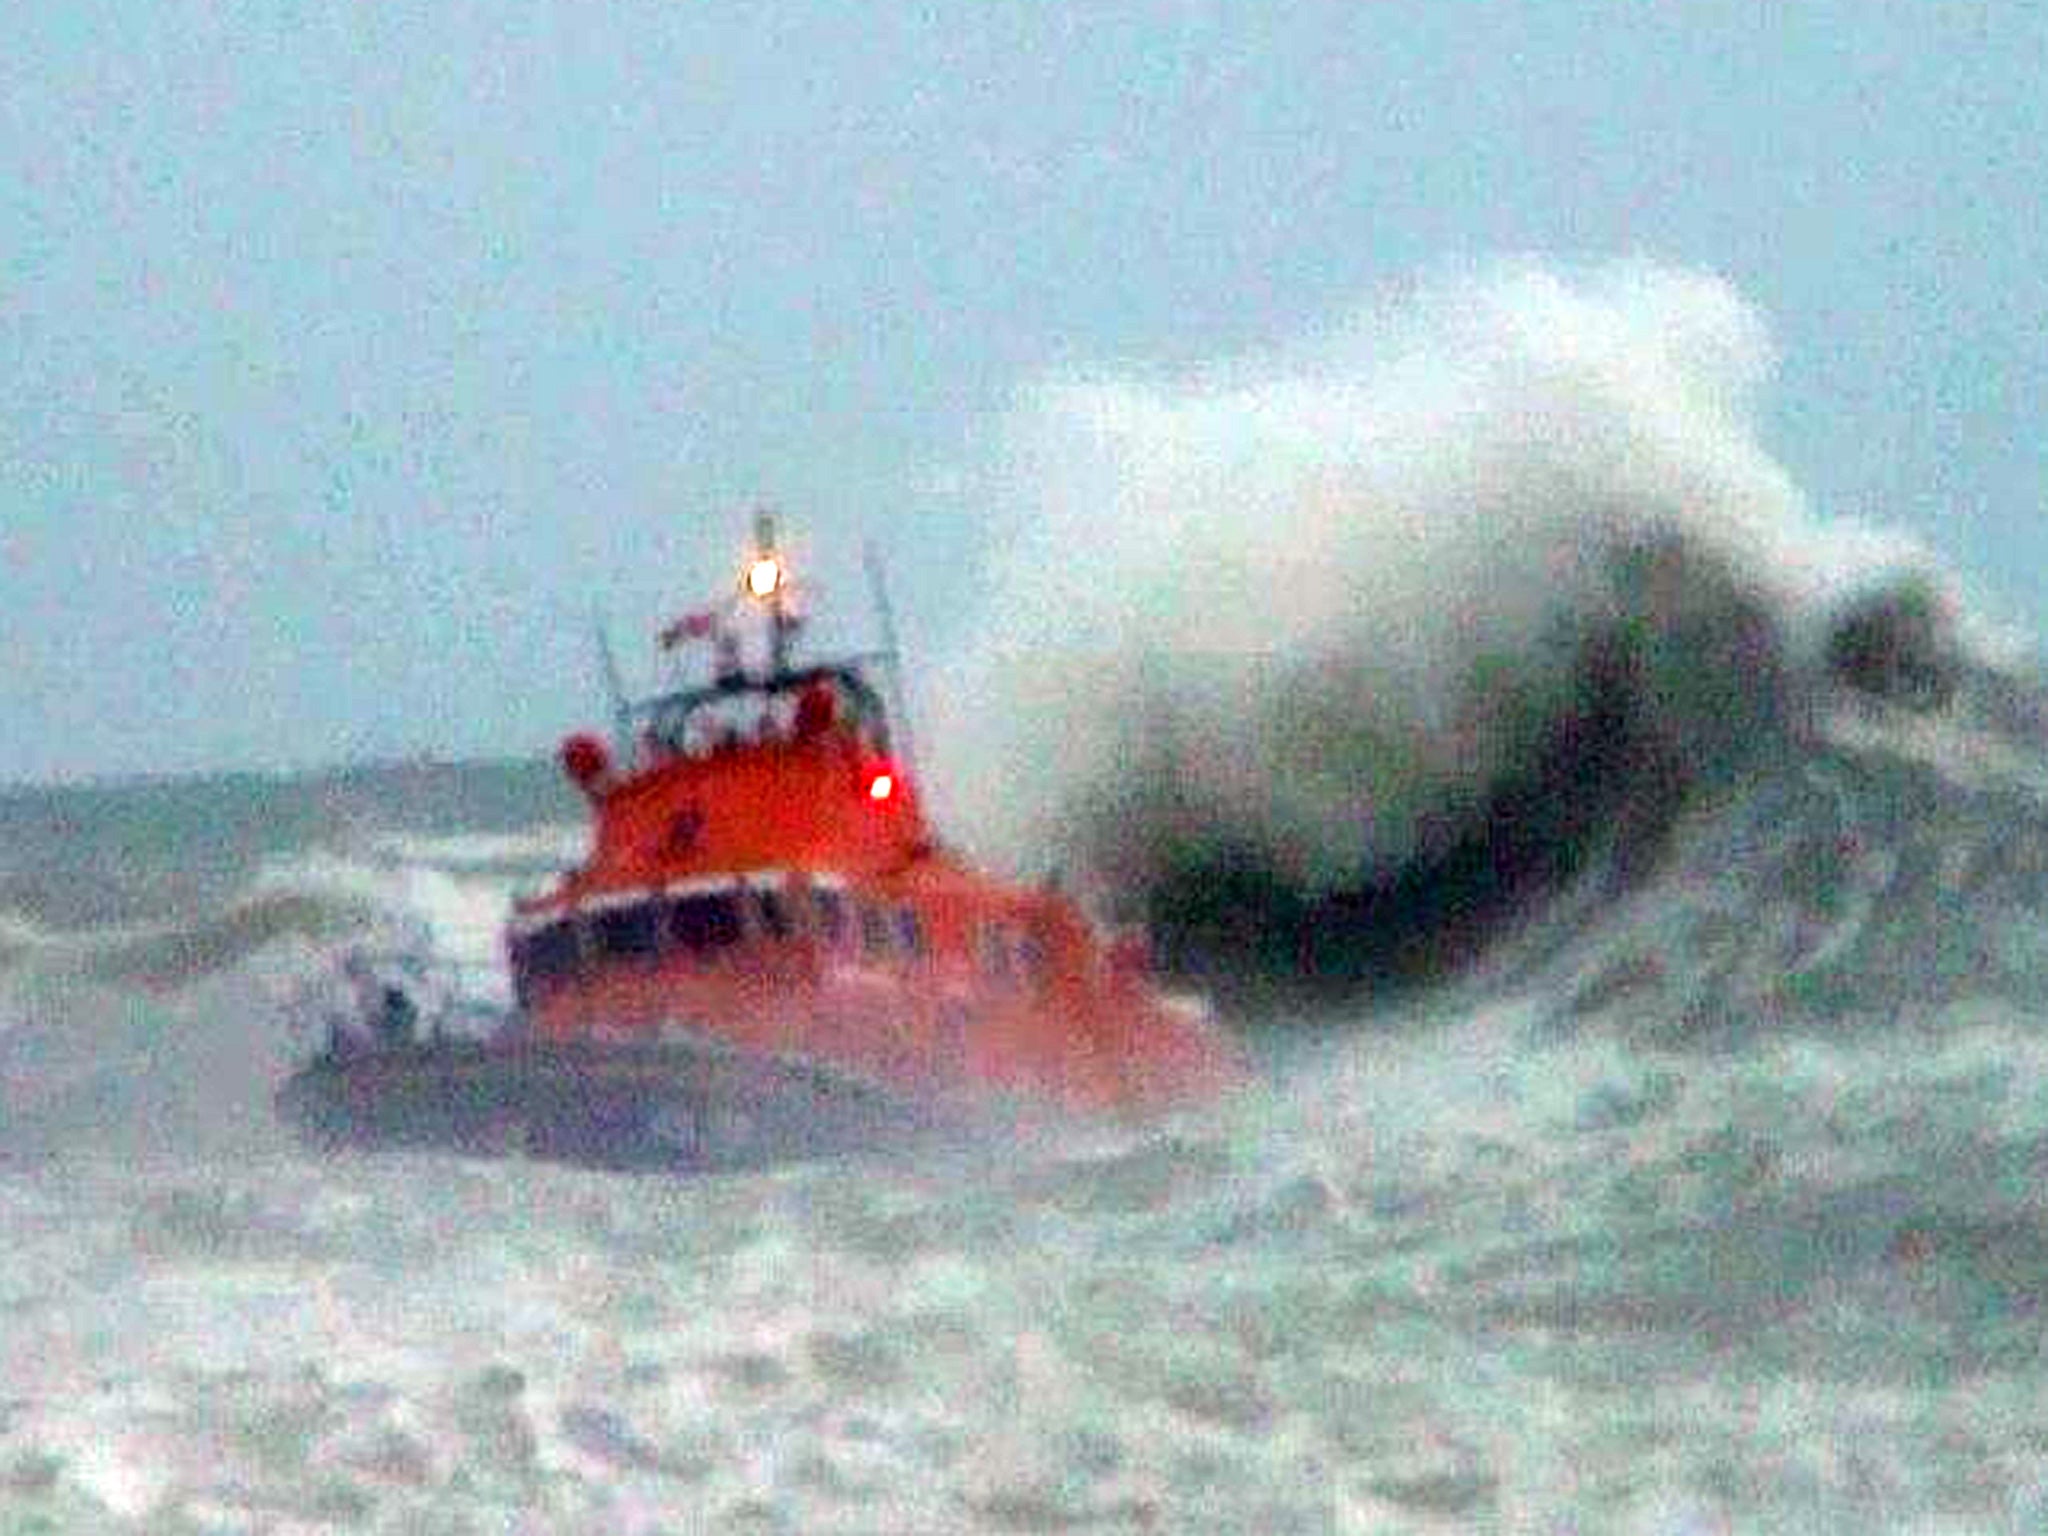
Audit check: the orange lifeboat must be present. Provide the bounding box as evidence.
[279,516,1242,1169]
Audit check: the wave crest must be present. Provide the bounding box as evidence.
[926,261,1972,1002]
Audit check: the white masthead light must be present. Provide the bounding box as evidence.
[745,555,786,599]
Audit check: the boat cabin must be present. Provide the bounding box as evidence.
[495,515,1234,1113]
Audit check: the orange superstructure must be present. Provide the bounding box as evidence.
[506,517,1240,1122]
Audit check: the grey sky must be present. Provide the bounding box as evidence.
[3,0,2042,784]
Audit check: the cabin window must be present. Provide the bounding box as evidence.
[812,887,849,946]
[860,903,894,959]
[669,891,743,952]
[517,920,582,980]
[593,902,660,959]
[753,888,797,940]
[895,907,925,957]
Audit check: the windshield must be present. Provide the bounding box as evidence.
[641,666,891,757]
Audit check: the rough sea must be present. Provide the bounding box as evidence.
[9,265,2048,1531]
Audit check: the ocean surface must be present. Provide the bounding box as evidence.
[9,269,2048,1531]
[7,663,2048,1533]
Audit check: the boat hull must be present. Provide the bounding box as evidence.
[275,1037,963,1172]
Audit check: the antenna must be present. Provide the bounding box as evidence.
[592,605,632,753]
[863,538,919,776]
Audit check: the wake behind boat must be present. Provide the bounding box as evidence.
[278,516,1243,1170]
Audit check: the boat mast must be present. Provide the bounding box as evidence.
[592,605,632,753]
[746,510,799,679]
[863,538,919,777]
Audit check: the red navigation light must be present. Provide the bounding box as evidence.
[867,771,896,803]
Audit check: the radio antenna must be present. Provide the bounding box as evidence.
[592,604,632,753]
[863,539,919,776]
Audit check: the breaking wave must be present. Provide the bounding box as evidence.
[0,837,542,1165]
[84,893,370,992]
[0,847,525,1000]
[926,261,1992,1005]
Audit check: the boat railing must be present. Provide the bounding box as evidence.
[631,658,896,758]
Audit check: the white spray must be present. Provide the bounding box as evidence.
[927,261,1949,906]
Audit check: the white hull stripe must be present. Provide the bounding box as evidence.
[509,871,852,936]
